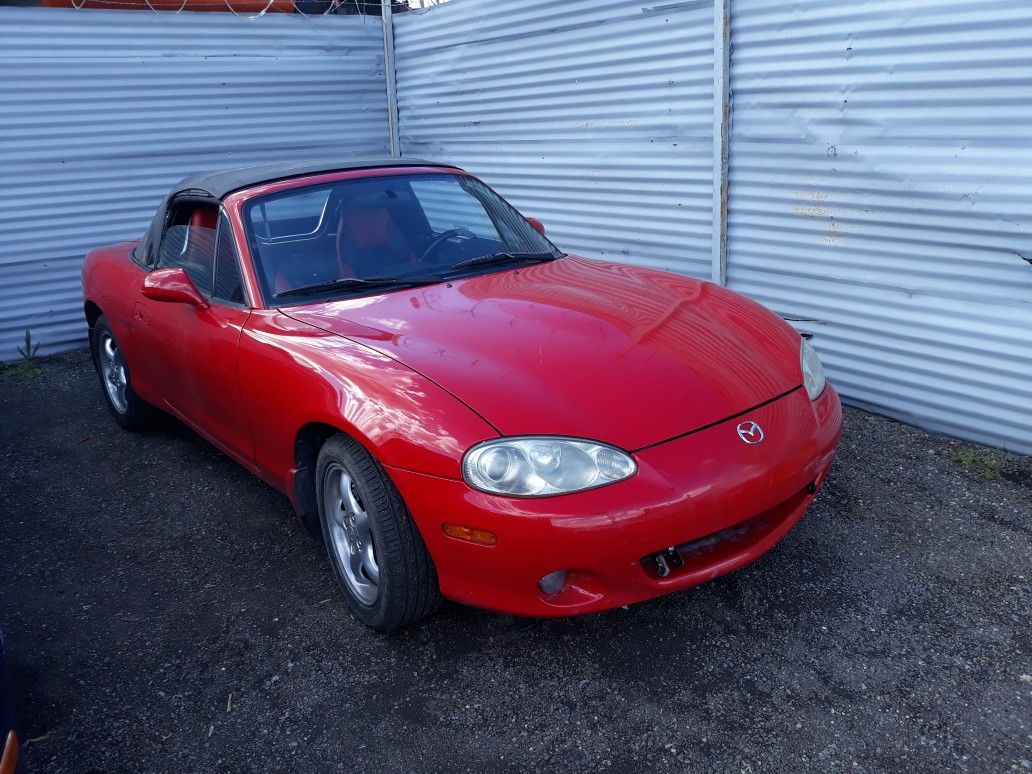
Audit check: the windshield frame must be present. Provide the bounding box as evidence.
[234,168,563,308]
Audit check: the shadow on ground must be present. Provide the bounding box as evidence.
[1,350,1029,772]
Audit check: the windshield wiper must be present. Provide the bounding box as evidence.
[276,252,559,300]
[275,275,437,300]
[449,251,558,271]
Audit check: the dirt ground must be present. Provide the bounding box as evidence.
[1,349,1029,772]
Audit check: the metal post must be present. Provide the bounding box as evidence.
[382,0,401,158]
[711,0,731,285]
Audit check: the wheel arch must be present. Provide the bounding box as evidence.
[84,300,103,329]
[292,420,379,540]
[84,300,103,365]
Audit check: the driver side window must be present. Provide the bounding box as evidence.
[158,202,218,297]
[213,213,245,305]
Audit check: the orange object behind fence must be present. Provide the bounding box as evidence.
[42,0,295,11]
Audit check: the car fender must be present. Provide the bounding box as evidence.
[237,309,499,497]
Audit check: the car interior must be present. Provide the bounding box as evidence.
[158,201,244,305]
[159,202,219,296]
[254,184,426,294]
[245,175,512,299]
[155,175,541,306]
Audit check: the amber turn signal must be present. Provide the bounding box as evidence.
[442,523,498,546]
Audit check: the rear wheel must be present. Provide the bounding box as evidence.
[91,315,156,431]
[316,434,441,630]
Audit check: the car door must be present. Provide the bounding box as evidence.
[132,203,255,464]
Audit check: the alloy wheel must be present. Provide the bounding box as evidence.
[323,462,380,606]
[98,331,129,414]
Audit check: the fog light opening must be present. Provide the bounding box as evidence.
[538,570,568,596]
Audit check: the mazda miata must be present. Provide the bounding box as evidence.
[82,158,841,630]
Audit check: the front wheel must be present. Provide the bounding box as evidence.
[316,434,441,630]
[91,315,157,431]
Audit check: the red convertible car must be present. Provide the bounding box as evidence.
[82,158,841,630]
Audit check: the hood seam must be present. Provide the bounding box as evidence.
[279,308,505,439]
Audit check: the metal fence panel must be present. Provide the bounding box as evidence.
[0,7,389,360]
[394,0,715,278]
[4,0,1030,455]
[728,0,1032,453]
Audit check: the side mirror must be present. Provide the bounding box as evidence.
[526,217,546,235]
[141,267,209,309]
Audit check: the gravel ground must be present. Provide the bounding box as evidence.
[1,349,1029,773]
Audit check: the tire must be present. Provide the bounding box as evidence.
[316,434,441,630]
[90,315,157,431]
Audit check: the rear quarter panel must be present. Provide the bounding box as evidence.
[81,241,159,399]
[82,241,140,329]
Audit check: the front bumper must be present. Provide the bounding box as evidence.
[388,385,842,617]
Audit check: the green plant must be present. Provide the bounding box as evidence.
[951,448,1004,480]
[17,329,39,360]
[7,329,41,377]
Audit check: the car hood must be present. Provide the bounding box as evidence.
[282,256,802,450]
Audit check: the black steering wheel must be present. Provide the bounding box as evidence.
[419,227,474,265]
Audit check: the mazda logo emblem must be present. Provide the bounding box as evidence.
[736,421,764,444]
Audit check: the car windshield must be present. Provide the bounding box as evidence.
[242,172,563,303]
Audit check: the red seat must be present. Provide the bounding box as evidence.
[336,206,416,276]
[189,208,217,231]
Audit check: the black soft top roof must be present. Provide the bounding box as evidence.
[172,156,450,199]
[139,156,452,266]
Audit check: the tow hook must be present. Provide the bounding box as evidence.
[653,547,683,577]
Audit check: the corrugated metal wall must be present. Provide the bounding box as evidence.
[393,0,1032,454]
[4,1,1029,454]
[727,0,1032,454]
[393,0,715,277]
[0,7,388,360]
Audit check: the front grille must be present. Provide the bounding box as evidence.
[641,483,812,579]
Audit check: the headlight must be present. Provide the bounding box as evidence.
[801,337,826,400]
[462,437,637,497]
